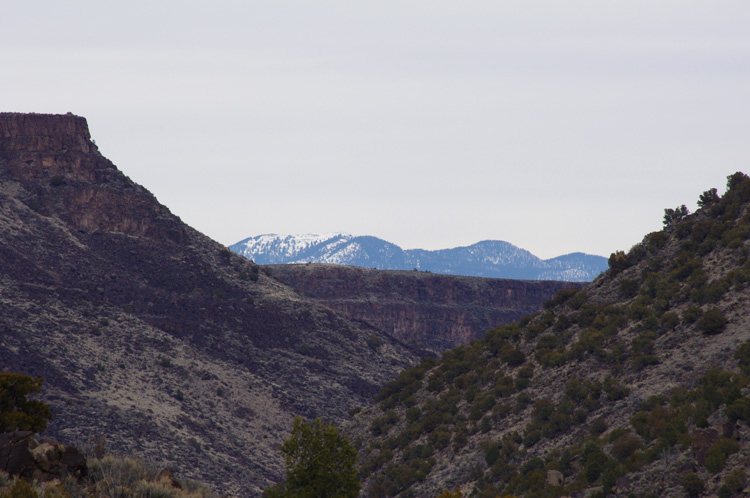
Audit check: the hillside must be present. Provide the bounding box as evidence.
[0,113,419,496]
[265,264,579,353]
[346,174,750,497]
[230,234,608,282]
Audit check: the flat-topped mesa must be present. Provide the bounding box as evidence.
[0,112,185,243]
[0,112,111,186]
[0,112,94,153]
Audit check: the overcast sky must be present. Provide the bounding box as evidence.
[2,1,748,259]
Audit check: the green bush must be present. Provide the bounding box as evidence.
[452,427,468,451]
[544,288,581,309]
[735,341,750,375]
[517,364,534,379]
[659,311,679,331]
[469,394,495,421]
[405,407,421,423]
[698,308,728,335]
[3,479,38,498]
[698,187,720,208]
[703,280,730,303]
[0,373,52,434]
[663,205,690,227]
[554,314,572,332]
[705,438,740,474]
[375,367,425,408]
[483,442,500,466]
[603,376,629,401]
[522,428,541,447]
[520,457,545,476]
[682,306,703,324]
[705,445,727,473]
[500,347,526,367]
[610,433,643,462]
[428,427,451,450]
[723,468,746,494]
[647,231,668,249]
[366,335,384,350]
[370,410,399,436]
[589,417,608,435]
[584,460,602,483]
[609,251,629,274]
[267,417,359,498]
[568,291,589,310]
[619,279,640,298]
[681,473,705,498]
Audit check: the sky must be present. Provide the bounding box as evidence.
[2,1,749,259]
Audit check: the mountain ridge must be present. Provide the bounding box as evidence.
[0,112,420,496]
[230,233,608,282]
[345,173,750,497]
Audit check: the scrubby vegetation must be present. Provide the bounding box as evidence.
[0,373,218,498]
[7,173,750,497]
[263,417,360,498]
[350,173,750,497]
[0,447,219,498]
[0,374,52,434]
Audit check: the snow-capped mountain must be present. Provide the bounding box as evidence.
[229,233,608,282]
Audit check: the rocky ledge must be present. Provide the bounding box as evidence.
[265,264,581,353]
[0,431,87,483]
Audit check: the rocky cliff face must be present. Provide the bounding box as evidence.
[266,265,579,353]
[0,113,418,497]
[0,113,93,153]
[0,113,185,243]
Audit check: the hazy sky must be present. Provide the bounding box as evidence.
[2,2,748,259]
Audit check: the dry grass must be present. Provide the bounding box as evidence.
[0,454,220,498]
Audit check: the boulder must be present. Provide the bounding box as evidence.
[547,469,564,486]
[0,431,86,482]
[156,468,182,489]
[691,428,720,466]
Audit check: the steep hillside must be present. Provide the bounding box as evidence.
[266,264,580,353]
[230,234,607,282]
[347,173,750,498]
[0,113,419,497]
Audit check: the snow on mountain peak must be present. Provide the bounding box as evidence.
[228,233,608,281]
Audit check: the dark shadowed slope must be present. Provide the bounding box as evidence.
[0,113,418,497]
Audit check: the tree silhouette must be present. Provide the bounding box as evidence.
[0,373,52,434]
[264,417,359,498]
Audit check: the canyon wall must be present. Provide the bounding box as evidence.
[266,264,582,353]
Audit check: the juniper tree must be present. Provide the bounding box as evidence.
[264,417,359,498]
[0,373,52,434]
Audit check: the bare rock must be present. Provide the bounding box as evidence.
[691,428,720,466]
[547,469,564,486]
[267,264,579,353]
[156,468,182,489]
[0,431,86,482]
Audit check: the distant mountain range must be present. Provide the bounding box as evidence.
[229,233,608,282]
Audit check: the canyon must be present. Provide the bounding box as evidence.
[266,264,578,353]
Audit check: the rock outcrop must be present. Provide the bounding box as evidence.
[0,113,93,153]
[0,431,86,483]
[266,264,580,353]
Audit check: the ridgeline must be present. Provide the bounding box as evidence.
[347,173,750,498]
